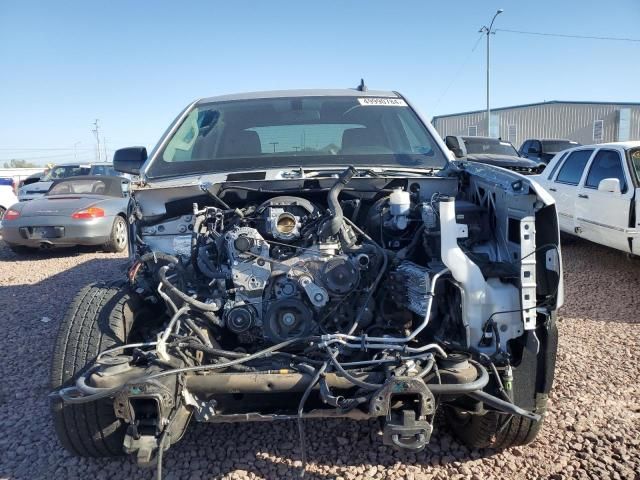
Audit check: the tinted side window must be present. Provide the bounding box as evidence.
[630,148,640,183]
[555,150,593,185]
[585,150,627,193]
[547,151,569,180]
[531,140,542,152]
[520,141,530,154]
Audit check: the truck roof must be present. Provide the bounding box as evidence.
[197,88,400,104]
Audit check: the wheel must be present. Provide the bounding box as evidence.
[446,318,558,450]
[103,216,128,253]
[445,396,548,449]
[50,282,143,457]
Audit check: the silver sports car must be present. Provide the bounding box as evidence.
[1,176,130,253]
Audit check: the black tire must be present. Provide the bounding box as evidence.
[103,216,128,253]
[446,318,558,450]
[50,282,142,457]
[445,395,548,449]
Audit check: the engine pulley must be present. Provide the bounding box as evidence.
[263,298,314,343]
[321,258,359,295]
[225,305,256,333]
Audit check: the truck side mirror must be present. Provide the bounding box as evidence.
[451,147,465,158]
[445,137,466,158]
[528,146,540,155]
[114,147,147,175]
[597,178,621,194]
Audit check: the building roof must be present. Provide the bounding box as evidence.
[197,88,400,104]
[432,100,640,120]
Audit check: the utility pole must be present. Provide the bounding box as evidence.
[92,119,101,162]
[479,9,503,136]
[103,136,108,163]
[73,141,81,162]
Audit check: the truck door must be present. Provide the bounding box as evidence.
[632,148,640,254]
[548,149,594,234]
[575,148,634,253]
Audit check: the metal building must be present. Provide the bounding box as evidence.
[431,101,640,148]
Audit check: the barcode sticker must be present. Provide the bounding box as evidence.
[358,98,407,107]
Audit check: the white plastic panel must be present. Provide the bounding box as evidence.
[520,216,537,330]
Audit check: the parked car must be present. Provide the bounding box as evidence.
[445,135,545,174]
[535,141,640,254]
[0,177,19,220]
[17,162,120,201]
[2,175,129,253]
[0,167,45,190]
[520,139,580,164]
[49,89,562,474]
[20,170,45,188]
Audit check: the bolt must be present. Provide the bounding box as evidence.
[282,313,296,326]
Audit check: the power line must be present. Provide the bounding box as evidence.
[496,28,640,43]
[432,33,485,111]
[0,147,94,151]
[0,152,85,161]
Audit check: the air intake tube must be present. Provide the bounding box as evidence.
[321,166,357,240]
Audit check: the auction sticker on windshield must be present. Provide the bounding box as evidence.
[358,97,407,106]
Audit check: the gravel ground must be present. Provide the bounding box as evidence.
[0,238,638,480]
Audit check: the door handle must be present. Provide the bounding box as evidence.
[549,187,556,192]
[578,194,589,199]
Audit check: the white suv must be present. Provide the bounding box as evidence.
[536,141,640,254]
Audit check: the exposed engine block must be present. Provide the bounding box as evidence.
[222,221,365,343]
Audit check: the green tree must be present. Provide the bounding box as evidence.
[3,159,39,168]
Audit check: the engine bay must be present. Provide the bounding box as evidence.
[57,166,561,465]
[135,168,533,355]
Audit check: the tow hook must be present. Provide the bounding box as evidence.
[123,423,159,468]
[383,409,432,451]
[370,377,435,452]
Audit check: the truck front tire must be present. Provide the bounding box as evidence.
[446,316,558,450]
[50,282,141,457]
[446,395,548,449]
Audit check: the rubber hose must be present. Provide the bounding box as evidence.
[159,265,219,312]
[321,166,357,239]
[328,350,384,391]
[427,360,489,394]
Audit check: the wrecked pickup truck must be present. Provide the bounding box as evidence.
[50,89,561,472]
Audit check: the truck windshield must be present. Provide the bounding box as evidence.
[146,96,448,178]
[542,140,578,154]
[41,165,89,181]
[463,138,519,156]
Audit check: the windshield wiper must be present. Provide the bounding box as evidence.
[372,167,438,176]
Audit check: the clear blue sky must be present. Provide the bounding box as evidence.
[1,0,638,165]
